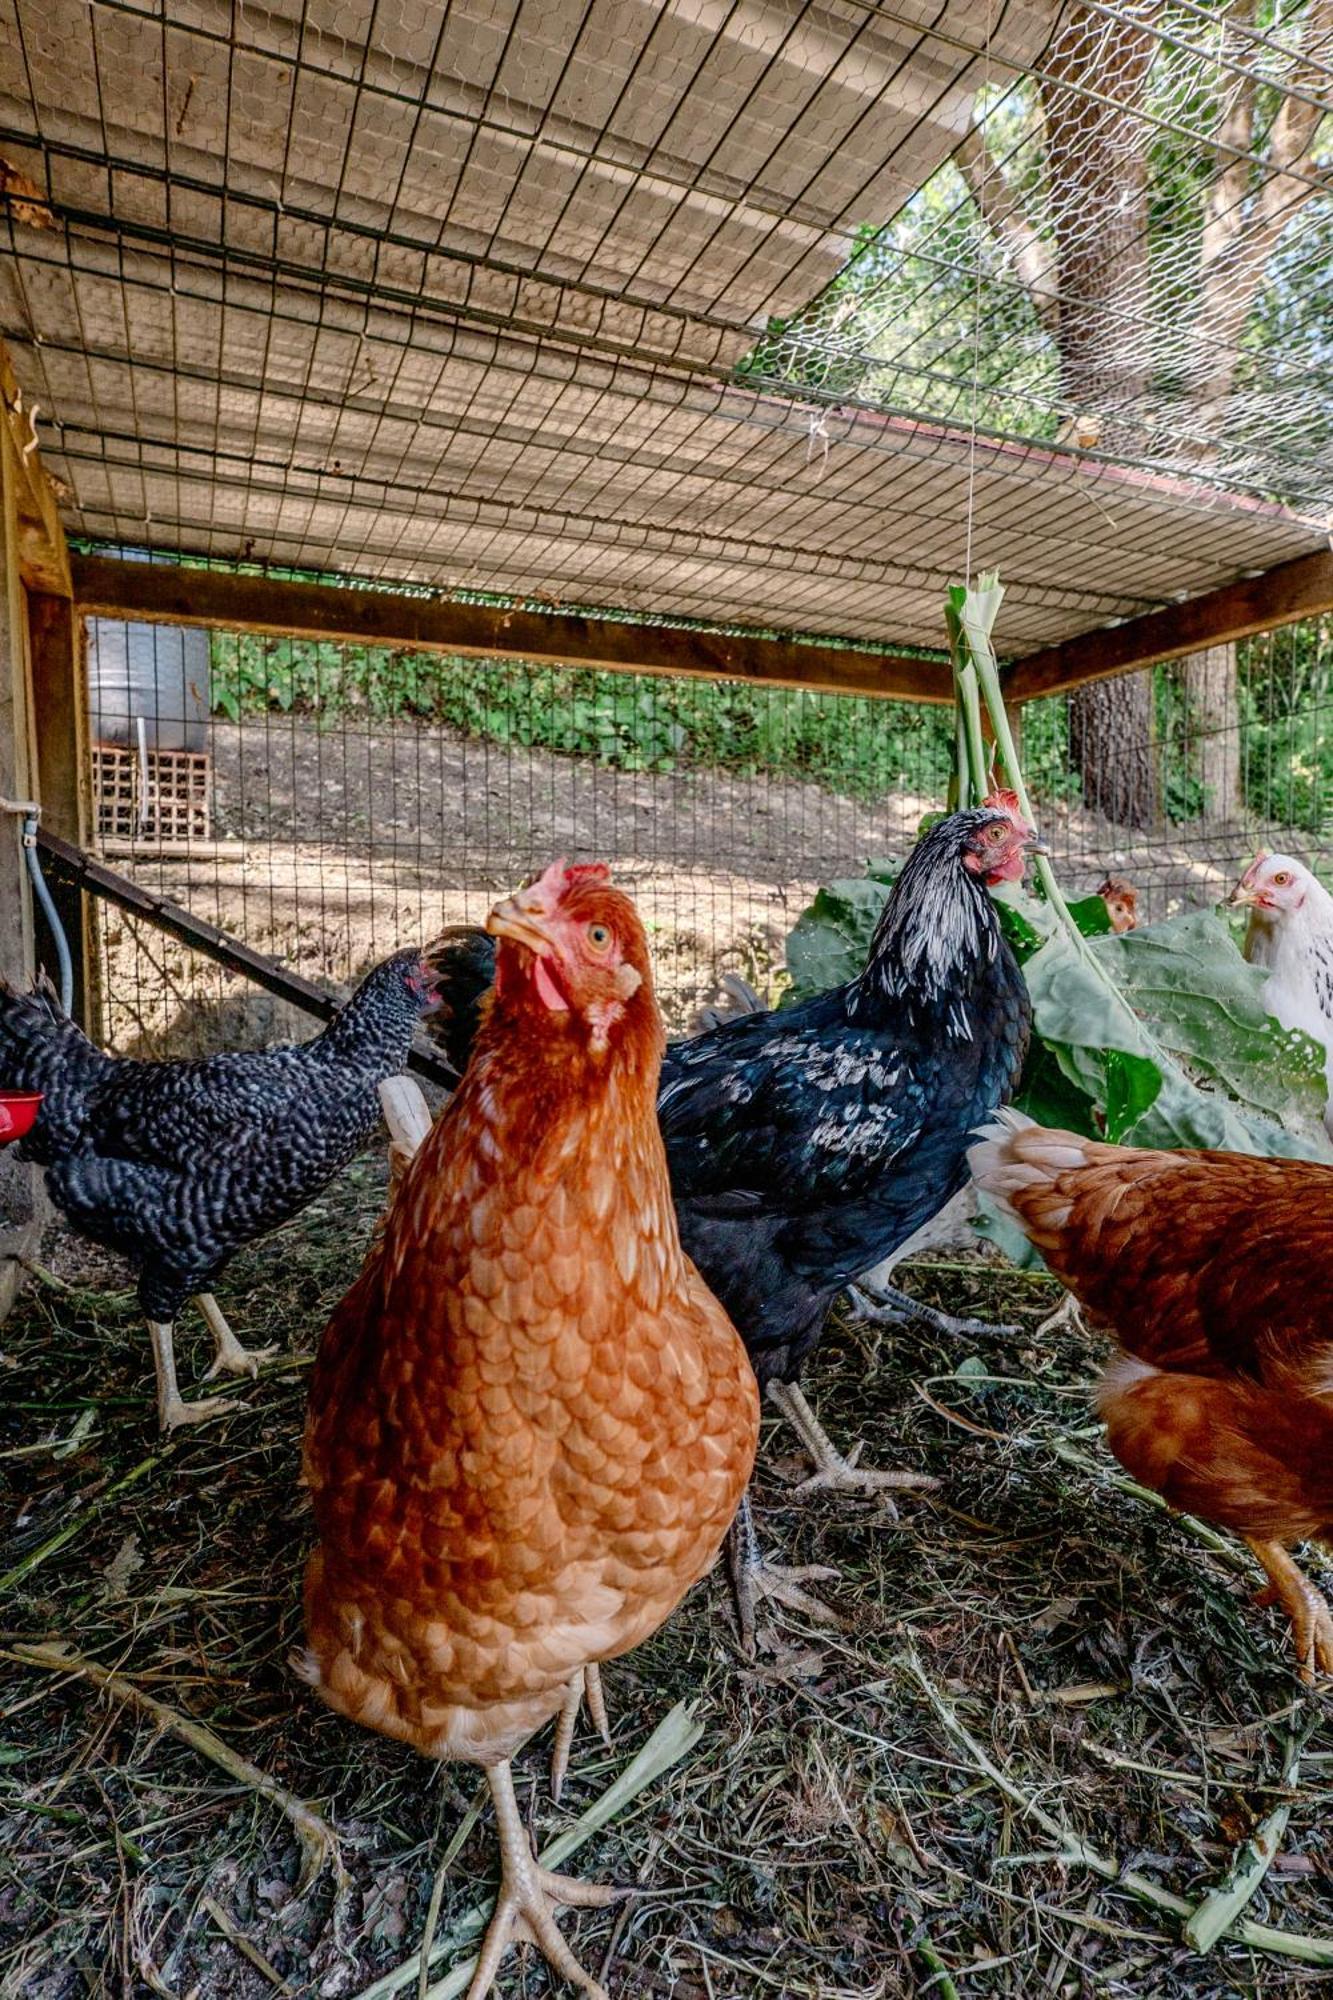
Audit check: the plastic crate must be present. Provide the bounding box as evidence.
[94,742,212,843]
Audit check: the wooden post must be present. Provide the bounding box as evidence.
[30,595,94,1027]
[1004,697,1024,770]
[0,417,43,1317]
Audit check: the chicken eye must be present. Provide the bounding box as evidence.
[586,923,612,952]
[1272,872,1290,886]
[986,823,1007,843]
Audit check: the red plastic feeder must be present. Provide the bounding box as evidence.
[0,1092,42,1145]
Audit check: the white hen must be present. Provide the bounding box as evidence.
[1232,850,1333,1135]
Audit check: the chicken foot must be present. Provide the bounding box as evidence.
[197,1292,279,1380]
[768,1380,941,1504]
[848,1280,1020,1343]
[148,1321,243,1432]
[549,1663,611,1803]
[726,1491,841,1657]
[1246,1538,1333,1684]
[467,1760,624,2000]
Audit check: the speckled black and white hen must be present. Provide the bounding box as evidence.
[0,951,438,1430]
[424,806,1036,1642]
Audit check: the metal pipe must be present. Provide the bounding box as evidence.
[0,798,74,1015]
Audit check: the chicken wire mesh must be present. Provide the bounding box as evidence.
[1031,614,1333,919]
[85,614,960,1054]
[0,0,1329,660]
[82,608,1333,1057]
[8,0,1333,1053]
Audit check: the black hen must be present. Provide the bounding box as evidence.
[427,807,1035,1636]
[659,817,1031,1396]
[1,950,438,1431]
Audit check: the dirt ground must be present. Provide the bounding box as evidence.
[3,1174,1332,2000]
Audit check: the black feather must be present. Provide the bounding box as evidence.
[0,949,436,1323]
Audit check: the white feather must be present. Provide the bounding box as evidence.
[1241,857,1333,1136]
[378,1074,434,1156]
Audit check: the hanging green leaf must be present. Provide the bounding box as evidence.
[1022,916,1330,1160]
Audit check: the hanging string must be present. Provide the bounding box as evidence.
[963,0,997,592]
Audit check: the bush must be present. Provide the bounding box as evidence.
[209,633,958,803]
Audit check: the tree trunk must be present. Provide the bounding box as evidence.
[1041,6,1159,823]
[1040,6,1154,438]
[1069,673,1159,830]
[1179,643,1243,824]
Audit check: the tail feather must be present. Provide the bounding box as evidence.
[968,1111,1122,1252]
[422,928,496,1080]
[693,971,765,1035]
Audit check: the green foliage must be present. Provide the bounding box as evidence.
[1154,669,1208,824]
[785,860,899,994]
[1238,617,1333,834]
[208,634,958,803]
[1021,910,1330,1158]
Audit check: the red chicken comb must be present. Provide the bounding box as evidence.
[523,857,613,909]
[981,787,1025,821]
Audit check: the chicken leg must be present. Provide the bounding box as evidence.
[197,1292,278,1380]
[550,1663,611,1803]
[848,1281,1020,1343]
[148,1321,241,1432]
[1246,1538,1333,1684]
[726,1491,841,1657]
[466,1760,624,2000]
[768,1379,941,1502]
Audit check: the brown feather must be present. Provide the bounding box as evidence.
[300,877,759,1767]
[973,1118,1333,1549]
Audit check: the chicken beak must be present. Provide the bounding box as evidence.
[1228,884,1258,908]
[1025,831,1051,856]
[486,898,555,958]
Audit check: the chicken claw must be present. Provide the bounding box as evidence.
[726,1493,841,1657]
[161,1392,244,1431]
[767,1380,940,1506]
[467,1762,625,2000]
[148,1320,244,1431]
[1247,1539,1333,1684]
[196,1292,279,1379]
[550,1663,611,1803]
[848,1281,1020,1343]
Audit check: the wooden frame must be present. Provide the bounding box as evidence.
[0,345,70,599]
[30,594,95,1023]
[1005,548,1333,702]
[76,544,1333,714]
[71,554,955,705]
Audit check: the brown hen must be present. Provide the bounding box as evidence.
[299,859,759,1998]
[970,1109,1333,1682]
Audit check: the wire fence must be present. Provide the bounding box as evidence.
[3,3,1329,657]
[86,616,957,1053]
[1032,613,1333,919]
[83,608,1333,1056]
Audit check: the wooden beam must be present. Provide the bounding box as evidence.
[1005,548,1333,703]
[0,413,44,1320]
[36,828,460,1093]
[30,594,95,1027]
[71,554,953,705]
[0,341,70,598]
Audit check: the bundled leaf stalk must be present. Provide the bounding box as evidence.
[949,575,1331,1158]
